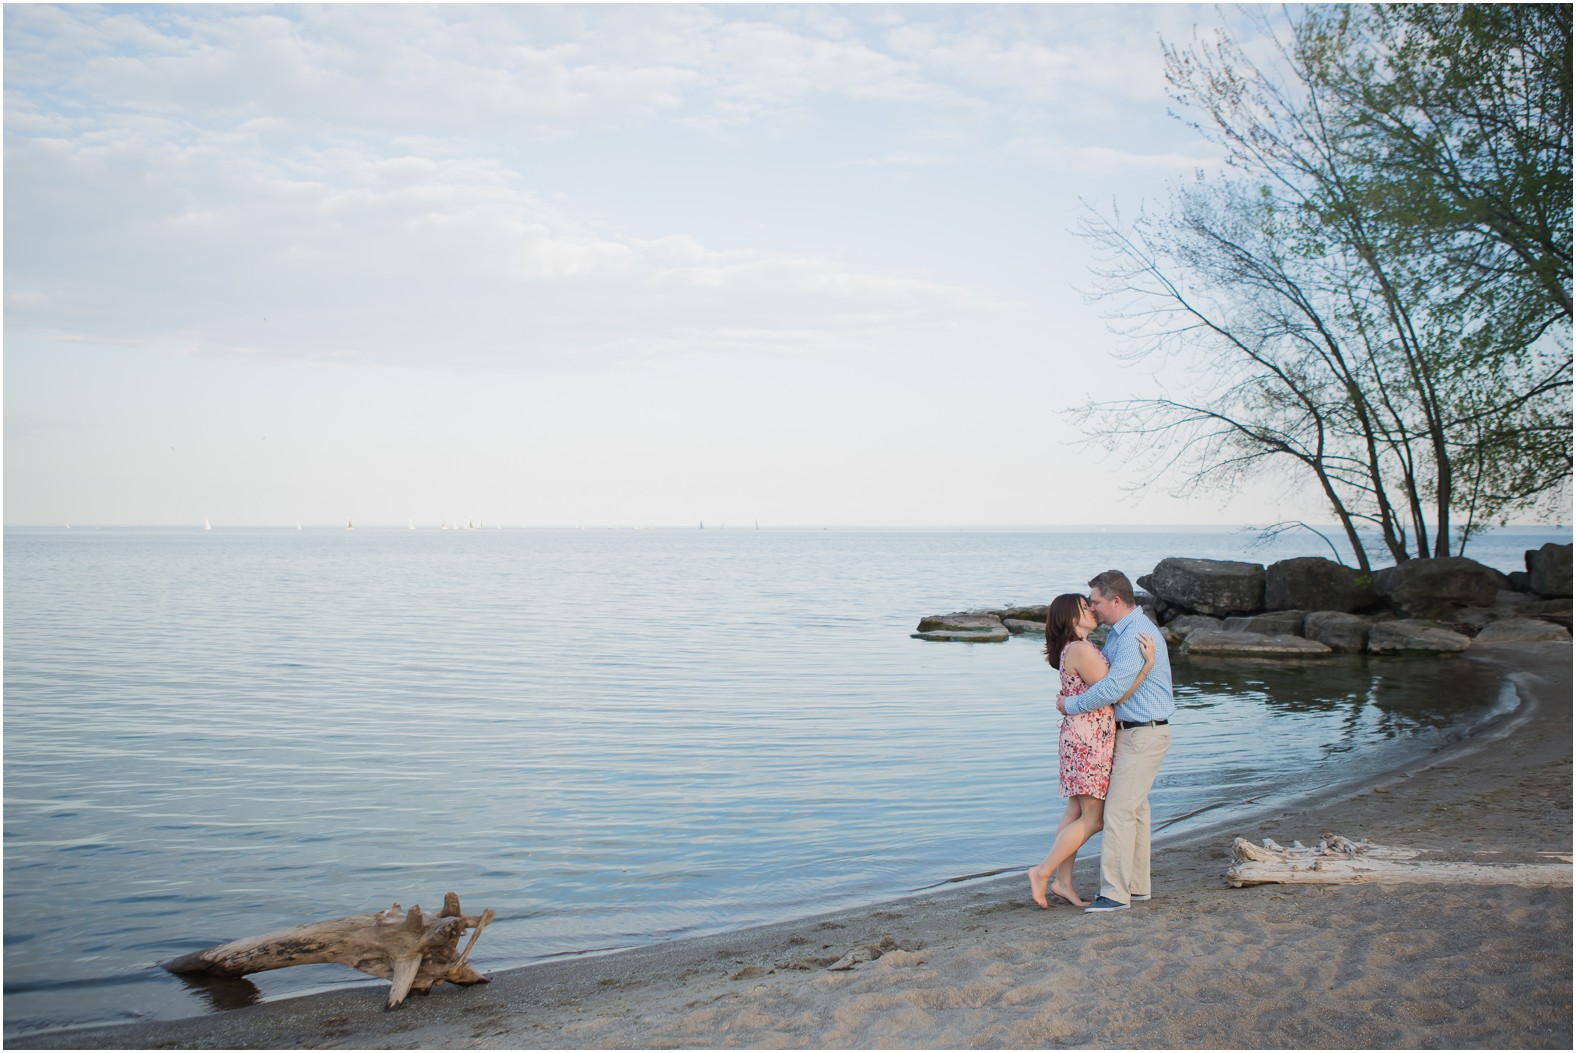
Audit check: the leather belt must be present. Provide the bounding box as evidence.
[1116,719,1169,731]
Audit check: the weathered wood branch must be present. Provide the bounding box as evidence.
[163,891,495,1008]
[1227,834,1573,888]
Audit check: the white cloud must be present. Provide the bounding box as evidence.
[8,5,1058,376]
[3,129,1009,372]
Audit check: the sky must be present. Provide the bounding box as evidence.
[4,2,1326,528]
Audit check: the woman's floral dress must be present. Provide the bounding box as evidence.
[1058,656,1116,799]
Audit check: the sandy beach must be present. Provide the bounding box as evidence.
[22,640,1571,1051]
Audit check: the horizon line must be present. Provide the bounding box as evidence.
[7,521,1570,532]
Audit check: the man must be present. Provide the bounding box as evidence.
[1057,569,1174,912]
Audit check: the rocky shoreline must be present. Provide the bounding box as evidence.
[914,543,1573,655]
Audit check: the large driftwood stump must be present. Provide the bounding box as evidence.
[1227,834,1573,888]
[163,891,495,1008]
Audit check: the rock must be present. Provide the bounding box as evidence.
[1440,607,1497,636]
[1491,589,1537,612]
[1167,614,1224,637]
[911,628,1009,643]
[1302,611,1372,654]
[994,605,1048,623]
[1366,620,1471,654]
[1526,543,1573,598]
[1371,557,1505,619]
[781,954,841,971]
[1522,598,1574,629]
[1140,558,1266,617]
[1471,618,1572,645]
[916,613,1004,633]
[1223,611,1307,635]
[1507,570,1532,592]
[1264,557,1378,613]
[827,936,897,971]
[1181,630,1332,657]
[1002,619,1045,635]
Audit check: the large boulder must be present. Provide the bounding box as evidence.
[1002,619,1046,635]
[1166,614,1224,638]
[1223,611,1307,636]
[1264,557,1377,613]
[1371,557,1504,619]
[1366,620,1471,654]
[1526,543,1573,598]
[911,627,1009,643]
[1302,611,1374,654]
[1489,589,1537,612]
[1182,630,1331,657]
[916,613,1004,633]
[1522,598,1574,630]
[1139,558,1265,617]
[1471,618,1572,645]
[1440,607,1498,636]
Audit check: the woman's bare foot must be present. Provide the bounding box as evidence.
[1049,879,1088,907]
[1027,867,1050,909]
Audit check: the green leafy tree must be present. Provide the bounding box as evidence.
[1078,4,1571,567]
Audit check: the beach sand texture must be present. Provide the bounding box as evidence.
[24,642,1571,1050]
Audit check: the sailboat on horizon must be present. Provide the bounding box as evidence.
[203,518,212,531]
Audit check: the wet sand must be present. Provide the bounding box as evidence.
[21,641,1572,1050]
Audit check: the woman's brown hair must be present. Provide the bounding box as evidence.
[1043,593,1087,669]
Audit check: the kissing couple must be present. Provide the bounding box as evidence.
[1028,569,1175,913]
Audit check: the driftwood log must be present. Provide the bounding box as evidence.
[1227,834,1573,888]
[163,892,495,1008]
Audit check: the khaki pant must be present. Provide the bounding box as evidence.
[1100,724,1171,904]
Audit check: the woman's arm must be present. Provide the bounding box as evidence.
[1064,641,1108,688]
[1112,633,1156,705]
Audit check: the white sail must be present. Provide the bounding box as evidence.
[203,518,212,531]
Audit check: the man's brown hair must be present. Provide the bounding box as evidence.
[1087,569,1134,606]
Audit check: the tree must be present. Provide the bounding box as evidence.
[1304,4,1572,320]
[1077,4,1571,568]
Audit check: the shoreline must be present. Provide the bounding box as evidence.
[19,641,1572,1050]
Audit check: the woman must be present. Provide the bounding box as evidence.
[1027,592,1155,908]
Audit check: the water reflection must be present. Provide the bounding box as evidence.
[176,974,263,1012]
[1178,653,1490,732]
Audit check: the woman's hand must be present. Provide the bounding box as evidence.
[1137,633,1155,662]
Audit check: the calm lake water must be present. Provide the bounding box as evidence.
[3,524,1567,1038]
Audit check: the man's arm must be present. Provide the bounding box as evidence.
[1062,630,1144,714]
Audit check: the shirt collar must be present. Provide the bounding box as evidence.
[1108,607,1143,635]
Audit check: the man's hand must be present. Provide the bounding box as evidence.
[1055,692,1068,715]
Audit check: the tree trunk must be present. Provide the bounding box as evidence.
[163,892,495,1009]
[1227,835,1572,888]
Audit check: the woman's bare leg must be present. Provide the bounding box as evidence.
[1050,801,1082,904]
[1036,796,1105,907]
[1028,799,1085,908]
